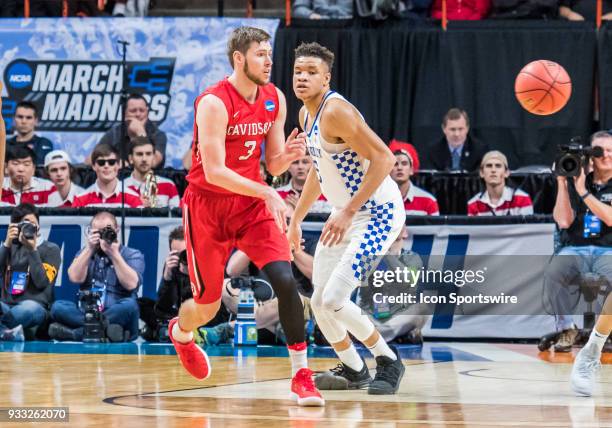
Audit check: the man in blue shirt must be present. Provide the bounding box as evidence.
[7,101,53,166]
[49,211,144,341]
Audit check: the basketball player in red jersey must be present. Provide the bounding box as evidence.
[168,27,324,406]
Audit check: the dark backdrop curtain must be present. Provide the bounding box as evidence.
[273,20,597,168]
[599,21,612,130]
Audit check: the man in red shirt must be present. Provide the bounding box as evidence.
[125,137,180,208]
[169,26,323,406]
[389,141,439,216]
[467,151,533,216]
[72,143,142,208]
[1,145,55,207]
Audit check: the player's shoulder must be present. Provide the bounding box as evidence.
[322,95,359,123]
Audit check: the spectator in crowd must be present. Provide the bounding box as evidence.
[431,0,491,19]
[72,143,143,208]
[424,108,489,172]
[110,0,151,16]
[359,225,428,344]
[124,137,180,208]
[389,140,439,216]
[0,204,61,341]
[293,0,353,18]
[276,157,332,214]
[397,0,434,18]
[96,94,167,168]
[544,131,612,354]
[138,226,230,341]
[559,0,612,21]
[44,150,84,208]
[49,211,144,341]
[7,101,53,166]
[467,150,533,216]
[1,145,55,206]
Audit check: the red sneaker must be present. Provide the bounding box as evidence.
[169,317,211,380]
[291,368,325,407]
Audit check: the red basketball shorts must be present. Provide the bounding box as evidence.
[182,186,291,304]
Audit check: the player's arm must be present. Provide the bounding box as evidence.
[318,100,395,246]
[325,100,395,212]
[288,107,323,252]
[0,82,5,197]
[264,88,306,176]
[197,95,287,230]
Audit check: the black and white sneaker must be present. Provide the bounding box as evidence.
[315,358,372,390]
[368,346,405,395]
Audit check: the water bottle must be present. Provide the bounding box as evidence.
[234,287,258,346]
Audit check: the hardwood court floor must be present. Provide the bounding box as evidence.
[1,341,611,427]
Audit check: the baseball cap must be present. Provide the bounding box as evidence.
[389,139,420,172]
[44,150,72,168]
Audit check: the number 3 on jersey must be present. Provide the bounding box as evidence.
[239,140,256,161]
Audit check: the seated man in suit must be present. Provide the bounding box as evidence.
[424,108,489,172]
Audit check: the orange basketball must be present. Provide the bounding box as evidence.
[514,60,572,115]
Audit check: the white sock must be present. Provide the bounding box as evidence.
[368,337,396,360]
[588,328,608,354]
[172,321,193,344]
[288,345,308,377]
[337,345,365,372]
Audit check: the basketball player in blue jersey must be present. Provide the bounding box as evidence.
[288,42,406,394]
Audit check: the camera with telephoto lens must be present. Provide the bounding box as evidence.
[98,225,117,244]
[78,289,106,342]
[555,137,604,177]
[13,220,38,244]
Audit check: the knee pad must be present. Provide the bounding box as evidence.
[320,273,355,312]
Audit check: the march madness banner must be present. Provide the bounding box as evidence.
[0,17,280,168]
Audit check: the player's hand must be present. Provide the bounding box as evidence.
[287,222,303,255]
[321,207,355,247]
[284,128,307,161]
[263,188,288,232]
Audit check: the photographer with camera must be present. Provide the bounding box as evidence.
[544,131,612,395]
[49,211,144,342]
[0,203,61,341]
[138,226,229,341]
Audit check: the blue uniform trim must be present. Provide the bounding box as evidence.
[351,202,395,281]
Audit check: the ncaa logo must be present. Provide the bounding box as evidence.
[7,62,33,89]
[264,100,275,111]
